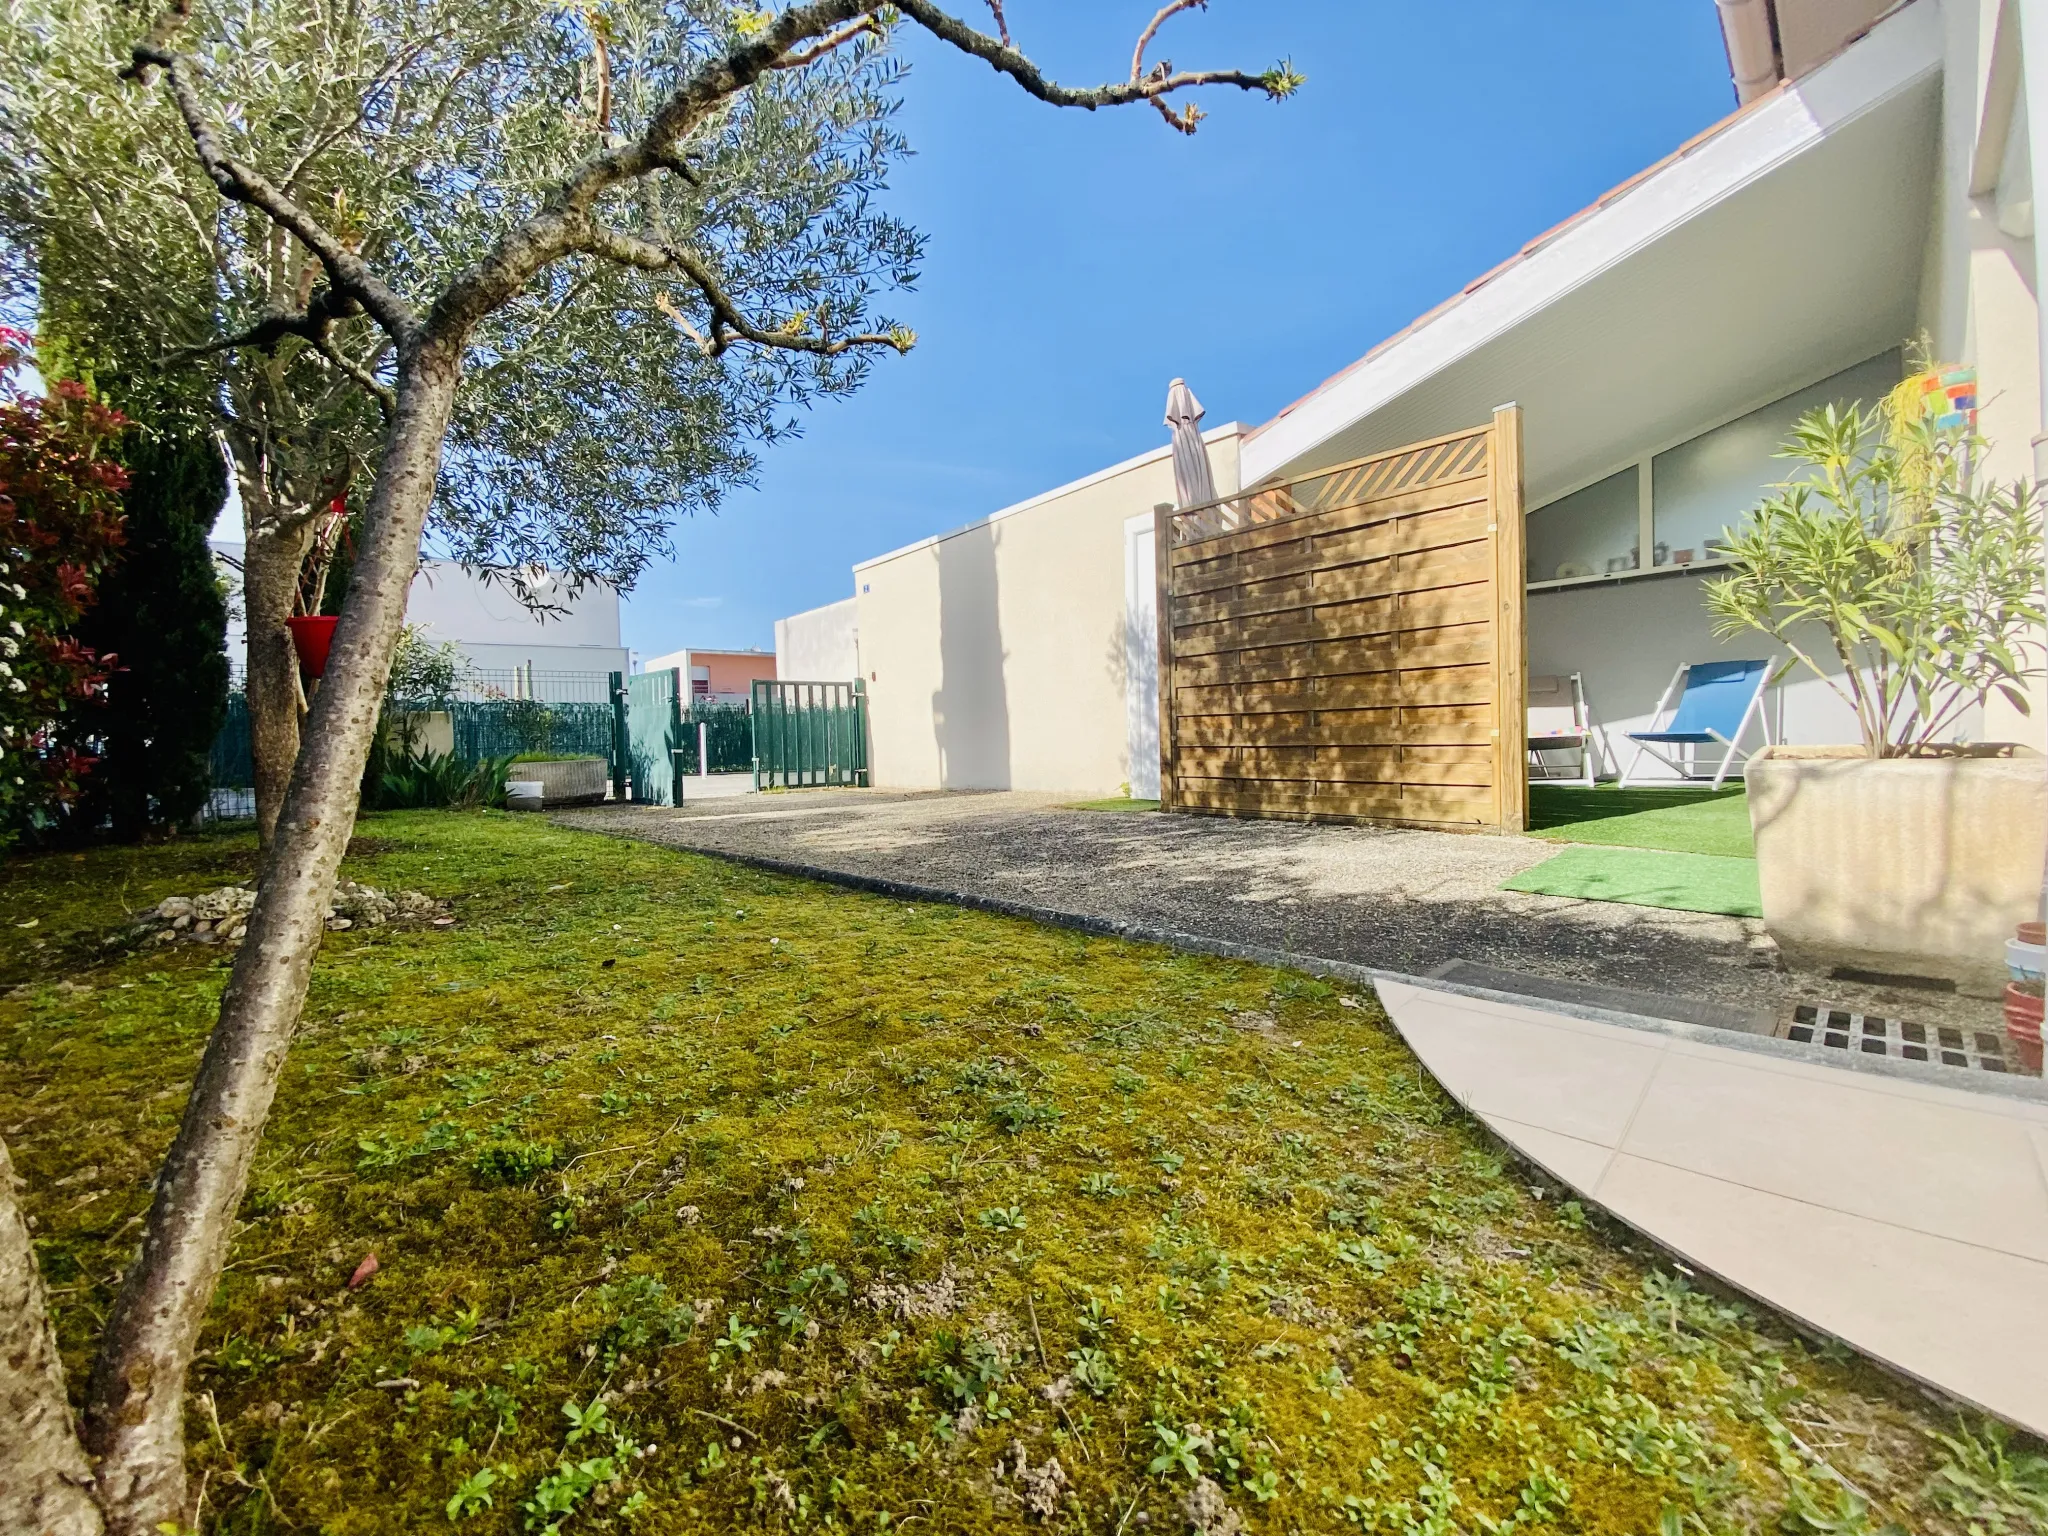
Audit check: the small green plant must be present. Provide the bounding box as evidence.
[1705,396,2044,755]
[977,1204,1026,1232]
[501,697,560,756]
[707,1312,761,1371]
[445,1465,505,1521]
[1924,1420,2048,1533]
[471,1140,559,1185]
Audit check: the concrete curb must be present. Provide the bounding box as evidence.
[573,826,2048,1109]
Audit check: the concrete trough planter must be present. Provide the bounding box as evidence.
[512,756,610,808]
[1746,746,2046,989]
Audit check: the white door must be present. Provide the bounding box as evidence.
[1124,511,1160,800]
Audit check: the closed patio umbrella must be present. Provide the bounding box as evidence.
[1165,378,1216,509]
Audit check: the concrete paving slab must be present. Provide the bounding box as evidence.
[1377,977,2048,1436]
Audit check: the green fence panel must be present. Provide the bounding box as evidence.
[210,691,254,788]
[751,679,868,789]
[682,702,755,775]
[448,700,614,762]
[625,669,685,804]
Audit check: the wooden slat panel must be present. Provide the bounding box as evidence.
[1490,405,1528,834]
[1173,497,1489,599]
[1170,426,1493,558]
[1169,476,1488,581]
[1160,419,1517,833]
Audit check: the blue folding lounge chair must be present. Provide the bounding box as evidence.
[1619,659,1773,791]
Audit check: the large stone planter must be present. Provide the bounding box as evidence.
[1746,746,2046,988]
[517,756,609,808]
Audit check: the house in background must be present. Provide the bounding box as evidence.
[774,597,861,683]
[403,562,627,695]
[785,0,2044,799]
[637,645,777,705]
[209,546,628,699]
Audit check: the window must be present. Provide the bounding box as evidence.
[1526,467,1639,584]
[1650,350,1900,568]
[1524,349,1904,590]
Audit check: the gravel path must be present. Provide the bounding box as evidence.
[554,791,1825,1006]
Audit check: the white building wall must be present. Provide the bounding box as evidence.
[856,426,1243,794]
[1924,0,2045,748]
[404,561,627,680]
[774,598,861,681]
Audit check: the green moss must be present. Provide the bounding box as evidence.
[0,812,2020,1535]
[1065,798,1160,813]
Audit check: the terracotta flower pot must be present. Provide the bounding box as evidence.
[285,615,340,678]
[2005,981,2045,1076]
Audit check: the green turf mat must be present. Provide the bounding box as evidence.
[1528,784,1754,858]
[1503,845,1762,917]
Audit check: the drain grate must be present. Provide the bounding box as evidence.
[1779,1005,2009,1073]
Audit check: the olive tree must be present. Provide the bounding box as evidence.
[0,0,910,844]
[0,4,1297,1533]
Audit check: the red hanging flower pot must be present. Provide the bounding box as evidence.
[286,615,340,679]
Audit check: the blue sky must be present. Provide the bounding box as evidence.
[625,2,1739,657]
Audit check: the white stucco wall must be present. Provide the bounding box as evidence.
[402,561,627,680]
[1922,0,2045,749]
[775,597,861,682]
[856,427,1242,794]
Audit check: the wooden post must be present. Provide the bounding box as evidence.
[1489,404,1529,834]
[1153,502,1177,810]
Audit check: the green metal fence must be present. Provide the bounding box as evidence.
[623,668,685,804]
[751,679,868,789]
[448,700,614,763]
[210,691,254,788]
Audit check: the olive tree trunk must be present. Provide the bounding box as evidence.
[231,468,321,850]
[0,1136,105,1536]
[80,341,461,1536]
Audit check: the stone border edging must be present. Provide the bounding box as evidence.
[576,828,2048,1108]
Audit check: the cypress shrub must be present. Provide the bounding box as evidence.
[75,425,230,837]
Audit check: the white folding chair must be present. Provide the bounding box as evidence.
[1527,672,1598,787]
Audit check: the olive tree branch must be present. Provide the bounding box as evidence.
[893,0,1297,127]
[312,334,396,420]
[127,45,421,345]
[582,221,910,357]
[772,14,886,70]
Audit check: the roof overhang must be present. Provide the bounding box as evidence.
[1242,0,1943,506]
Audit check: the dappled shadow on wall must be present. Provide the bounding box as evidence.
[932,520,1011,791]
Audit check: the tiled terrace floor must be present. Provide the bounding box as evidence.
[1378,978,2048,1436]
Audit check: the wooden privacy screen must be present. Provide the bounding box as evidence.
[1156,407,1527,832]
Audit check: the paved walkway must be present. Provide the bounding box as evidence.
[1377,978,2048,1435]
[557,790,2000,1032]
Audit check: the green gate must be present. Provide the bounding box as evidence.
[751,679,868,789]
[622,669,686,804]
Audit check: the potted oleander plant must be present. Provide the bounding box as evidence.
[1705,382,2045,986]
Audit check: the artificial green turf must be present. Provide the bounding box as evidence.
[1503,844,1763,917]
[1528,783,1756,858]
